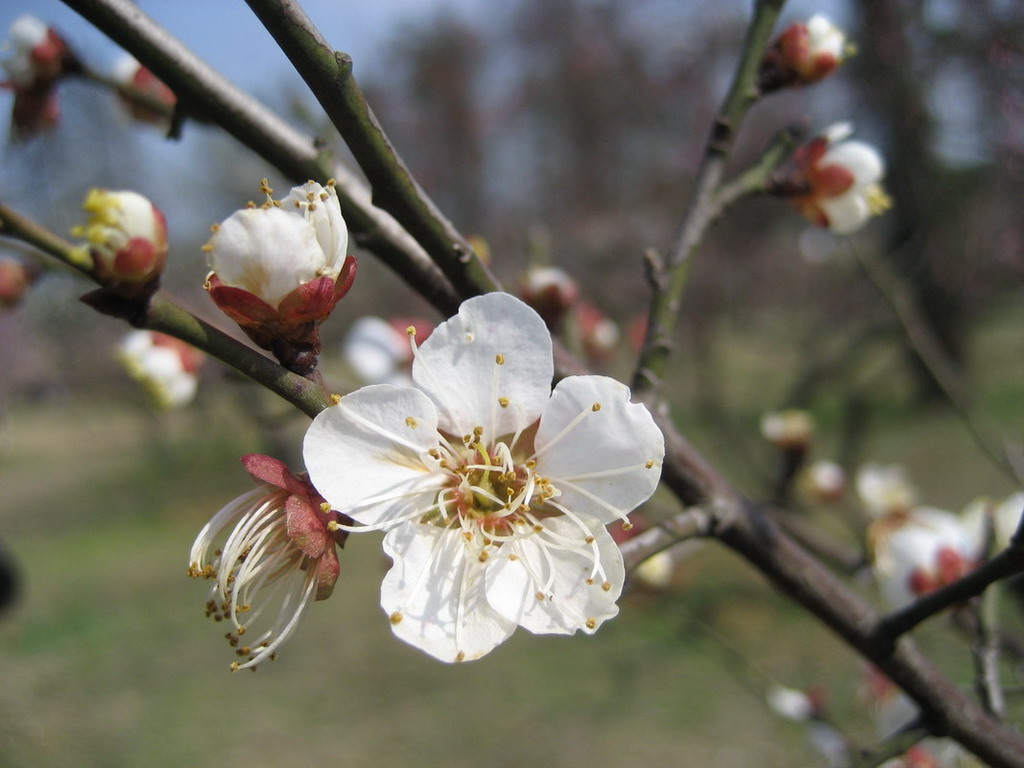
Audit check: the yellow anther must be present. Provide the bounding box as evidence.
[585,577,595,585]
[210,223,220,232]
[473,425,484,437]
[526,459,537,469]
[201,244,213,252]
[498,397,510,408]
[405,416,418,428]
[327,520,342,532]
[867,183,893,216]
[319,192,329,201]
[237,625,248,635]
[585,618,597,630]
[245,201,256,209]
[230,662,241,672]
[478,551,489,563]
[389,611,404,625]
[601,581,611,592]
[585,536,595,544]
[534,591,545,601]
[622,521,634,531]
[321,502,332,513]
[330,393,342,404]
[495,353,505,365]
[327,178,336,187]
[509,554,518,561]
[463,531,473,542]
[592,402,602,412]
[645,460,655,469]
[406,326,417,337]
[456,651,466,662]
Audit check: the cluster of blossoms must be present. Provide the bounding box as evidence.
[194,293,663,667]
[858,464,983,610]
[204,179,356,375]
[118,330,204,410]
[772,122,890,235]
[0,14,79,139]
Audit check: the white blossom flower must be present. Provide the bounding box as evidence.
[189,454,348,670]
[342,316,416,386]
[304,293,664,662]
[206,180,350,308]
[2,15,51,88]
[784,123,890,235]
[856,463,918,518]
[118,330,202,410]
[204,180,356,374]
[870,507,980,610]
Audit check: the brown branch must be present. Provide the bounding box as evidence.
[243,0,499,301]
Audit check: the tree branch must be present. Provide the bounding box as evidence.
[633,0,786,396]
[59,0,462,316]
[0,202,331,418]
[243,0,500,301]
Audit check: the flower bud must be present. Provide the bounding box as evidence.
[205,179,356,375]
[576,301,620,365]
[112,53,176,126]
[1,15,80,139]
[798,460,847,505]
[118,330,203,410]
[760,15,850,92]
[772,123,891,235]
[856,463,917,518]
[761,409,814,451]
[519,266,579,331]
[0,257,38,308]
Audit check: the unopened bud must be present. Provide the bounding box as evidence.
[759,15,850,92]
[72,189,168,292]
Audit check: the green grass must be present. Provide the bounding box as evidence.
[1,306,1022,767]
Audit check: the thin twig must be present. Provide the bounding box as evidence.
[243,0,499,301]
[853,244,1018,481]
[0,202,331,418]
[872,516,1024,649]
[633,0,786,395]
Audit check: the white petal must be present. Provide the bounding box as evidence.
[382,522,516,662]
[821,193,871,235]
[413,293,553,438]
[995,493,1024,550]
[534,376,664,524]
[283,182,348,276]
[822,141,885,185]
[303,385,444,528]
[486,516,624,635]
[209,207,325,307]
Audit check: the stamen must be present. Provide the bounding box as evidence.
[530,404,597,462]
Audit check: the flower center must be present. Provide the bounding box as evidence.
[426,428,559,539]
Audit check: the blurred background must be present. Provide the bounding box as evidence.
[1,1,1023,766]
